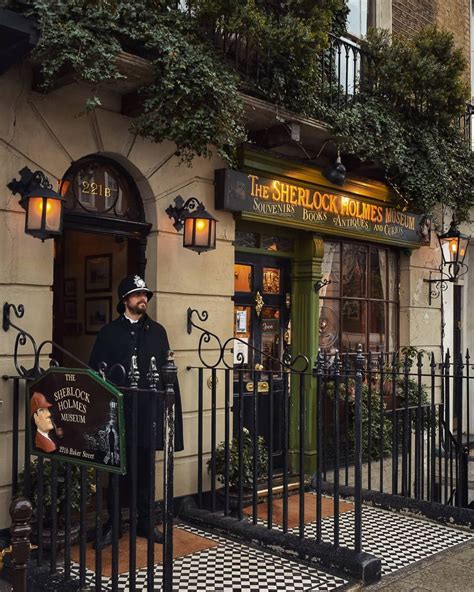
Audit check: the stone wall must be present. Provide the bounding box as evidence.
[0,64,234,528]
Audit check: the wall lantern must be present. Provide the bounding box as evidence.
[166,195,217,254]
[7,167,65,242]
[424,216,471,305]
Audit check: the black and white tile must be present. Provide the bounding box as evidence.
[302,506,473,576]
[67,505,473,589]
[68,522,348,591]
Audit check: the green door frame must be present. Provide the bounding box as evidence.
[234,220,324,474]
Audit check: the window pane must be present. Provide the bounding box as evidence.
[388,303,398,352]
[261,307,280,371]
[319,300,340,353]
[235,231,258,248]
[262,235,294,252]
[347,0,368,37]
[263,267,280,294]
[370,248,386,299]
[234,305,252,370]
[369,302,386,352]
[321,241,340,297]
[342,300,367,352]
[234,264,252,292]
[388,251,398,301]
[342,244,367,297]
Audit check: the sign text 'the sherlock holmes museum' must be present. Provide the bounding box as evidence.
[215,169,427,247]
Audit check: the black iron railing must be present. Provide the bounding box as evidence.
[1,302,177,592]
[183,309,472,582]
[320,350,471,508]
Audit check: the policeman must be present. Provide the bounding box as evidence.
[89,275,184,547]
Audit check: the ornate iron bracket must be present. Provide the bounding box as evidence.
[186,307,309,371]
[2,302,91,379]
[424,270,452,306]
[166,195,202,232]
[7,167,55,211]
[314,278,331,293]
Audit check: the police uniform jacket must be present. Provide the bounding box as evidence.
[89,314,184,451]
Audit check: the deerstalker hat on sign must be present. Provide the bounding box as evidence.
[117,275,153,313]
[30,392,53,417]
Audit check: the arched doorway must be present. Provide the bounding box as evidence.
[53,155,151,365]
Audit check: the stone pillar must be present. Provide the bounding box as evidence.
[289,234,324,474]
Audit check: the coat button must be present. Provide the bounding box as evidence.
[130,331,135,336]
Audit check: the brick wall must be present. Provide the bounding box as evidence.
[392,0,435,37]
[392,0,471,89]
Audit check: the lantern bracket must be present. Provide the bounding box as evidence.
[165,195,203,232]
[7,167,54,210]
[424,266,467,306]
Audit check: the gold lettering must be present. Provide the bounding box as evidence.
[249,175,259,197]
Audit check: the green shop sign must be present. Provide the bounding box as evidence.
[215,169,428,247]
[28,368,126,474]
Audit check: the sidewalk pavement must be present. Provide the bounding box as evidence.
[365,537,474,591]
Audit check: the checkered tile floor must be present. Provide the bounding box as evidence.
[308,506,473,576]
[252,499,473,577]
[69,523,348,591]
[67,504,473,590]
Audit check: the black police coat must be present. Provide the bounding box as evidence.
[89,314,184,451]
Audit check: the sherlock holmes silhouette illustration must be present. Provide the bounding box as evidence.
[89,275,183,547]
[31,392,57,453]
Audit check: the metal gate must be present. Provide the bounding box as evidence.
[1,302,177,592]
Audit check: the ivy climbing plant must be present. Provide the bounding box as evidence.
[7,0,347,164]
[328,28,474,221]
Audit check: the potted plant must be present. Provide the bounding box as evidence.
[208,428,268,506]
[19,458,96,549]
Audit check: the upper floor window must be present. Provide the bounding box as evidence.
[346,0,372,38]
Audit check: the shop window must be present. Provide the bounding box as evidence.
[319,240,399,353]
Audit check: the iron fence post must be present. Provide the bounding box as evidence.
[354,345,364,553]
[161,350,177,592]
[9,497,33,592]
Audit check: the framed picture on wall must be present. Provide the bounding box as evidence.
[64,300,77,320]
[85,254,112,293]
[85,297,112,335]
[64,278,77,298]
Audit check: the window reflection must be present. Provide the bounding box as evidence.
[319,240,399,354]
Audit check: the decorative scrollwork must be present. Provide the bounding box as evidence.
[187,308,309,372]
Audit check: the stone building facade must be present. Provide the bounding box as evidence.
[0,0,472,530]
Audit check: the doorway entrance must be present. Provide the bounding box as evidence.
[52,156,151,366]
[233,252,291,468]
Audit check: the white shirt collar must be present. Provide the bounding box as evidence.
[124,313,139,324]
[38,429,52,440]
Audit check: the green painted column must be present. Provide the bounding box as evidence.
[289,233,324,474]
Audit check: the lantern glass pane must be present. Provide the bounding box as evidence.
[459,236,469,264]
[45,197,62,231]
[27,197,45,230]
[183,217,196,248]
[194,217,211,247]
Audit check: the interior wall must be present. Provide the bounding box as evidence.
[61,230,128,365]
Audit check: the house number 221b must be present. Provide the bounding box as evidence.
[81,181,112,197]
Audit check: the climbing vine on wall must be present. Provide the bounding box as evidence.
[7,0,347,164]
[328,28,474,221]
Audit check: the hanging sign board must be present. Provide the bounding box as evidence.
[28,368,126,474]
[215,169,429,247]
